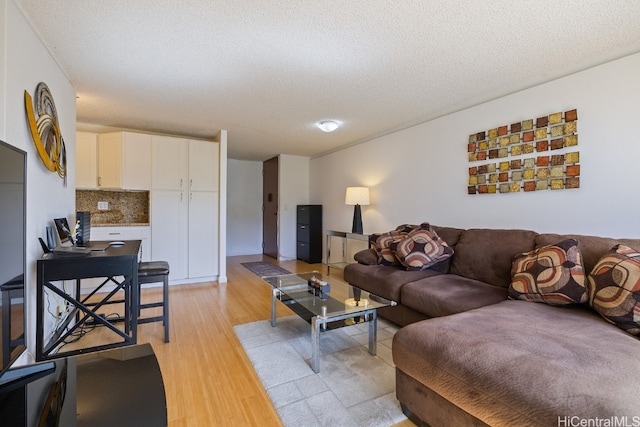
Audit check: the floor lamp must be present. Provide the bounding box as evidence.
[345,187,370,234]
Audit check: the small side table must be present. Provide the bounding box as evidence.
[325,230,370,274]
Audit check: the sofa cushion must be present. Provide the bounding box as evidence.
[393,300,640,426]
[369,230,407,265]
[390,224,454,271]
[343,262,441,302]
[449,228,538,288]
[430,225,465,251]
[509,238,587,305]
[401,274,507,317]
[536,233,640,275]
[588,244,640,335]
[353,248,378,265]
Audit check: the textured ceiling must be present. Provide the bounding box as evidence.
[15,0,640,160]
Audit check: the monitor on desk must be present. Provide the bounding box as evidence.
[52,218,96,256]
[53,218,74,247]
[53,216,113,252]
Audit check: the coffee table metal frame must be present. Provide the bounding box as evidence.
[266,272,394,373]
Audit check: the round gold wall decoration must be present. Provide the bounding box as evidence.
[24,82,67,180]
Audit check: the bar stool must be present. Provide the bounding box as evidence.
[137,261,170,342]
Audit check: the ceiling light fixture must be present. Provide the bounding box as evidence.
[317,120,340,132]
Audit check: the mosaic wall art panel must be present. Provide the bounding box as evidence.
[467,109,579,195]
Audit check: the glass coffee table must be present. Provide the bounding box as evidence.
[263,271,396,373]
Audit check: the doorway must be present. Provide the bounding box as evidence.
[262,156,278,258]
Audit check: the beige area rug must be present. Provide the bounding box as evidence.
[234,316,407,426]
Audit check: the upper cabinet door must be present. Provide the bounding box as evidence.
[122,132,152,190]
[76,131,98,189]
[152,136,188,190]
[96,132,152,190]
[97,132,122,188]
[188,140,219,191]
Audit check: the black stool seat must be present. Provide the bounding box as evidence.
[137,261,170,342]
[138,261,170,279]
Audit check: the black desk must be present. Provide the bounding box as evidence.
[0,343,167,426]
[36,241,141,361]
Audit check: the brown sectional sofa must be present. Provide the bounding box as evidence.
[344,226,640,426]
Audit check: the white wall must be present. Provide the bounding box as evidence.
[227,159,263,255]
[311,52,640,245]
[0,1,5,133]
[278,154,310,260]
[226,155,312,259]
[2,0,76,362]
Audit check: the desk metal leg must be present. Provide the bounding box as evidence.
[36,267,44,361]
[130,261,138,344]
[75,278,81,323]
[122,277,131,336]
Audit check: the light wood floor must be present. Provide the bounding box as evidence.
[75,255,414,426]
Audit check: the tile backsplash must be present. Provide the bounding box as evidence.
[76,190,150,225]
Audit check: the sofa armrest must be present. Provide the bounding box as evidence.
[354,248,378,265]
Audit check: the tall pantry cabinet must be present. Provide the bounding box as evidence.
[151,136,220,281]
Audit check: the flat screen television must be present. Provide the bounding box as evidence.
[0,139,26,376]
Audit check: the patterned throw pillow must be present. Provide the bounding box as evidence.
[395,224,418,233]
[369,224,420,266]
[588,245,640,335]
[509,239,587,305]
[369,230,407,265]
[390,224,454,271]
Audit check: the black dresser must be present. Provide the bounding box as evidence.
[296,205,322,263]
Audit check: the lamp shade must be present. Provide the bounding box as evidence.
[345,187,370,206]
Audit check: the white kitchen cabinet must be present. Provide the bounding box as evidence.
[122,133,152,189]
[76,131,98,189]
[188,139,219,191]
[97,133,122,188]
[152,136,188,190]
[90,226,151,262]
[150,190,188,281]
[97,132,152,190]
[151,138,220,282]
[188,191,219,278]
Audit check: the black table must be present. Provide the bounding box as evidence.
[36,241,141,361]
[0,343,167,426]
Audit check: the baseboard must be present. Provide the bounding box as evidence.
[168,275,218,285]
